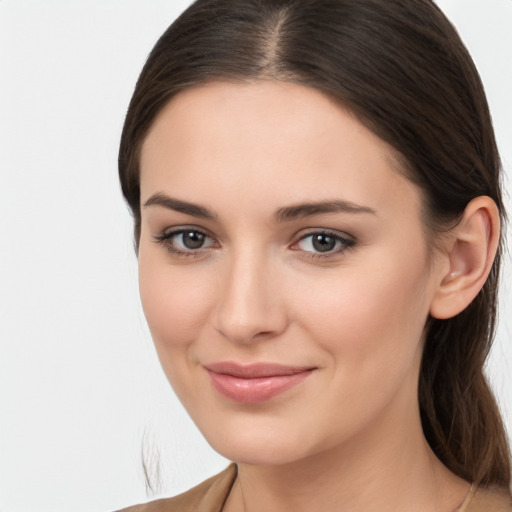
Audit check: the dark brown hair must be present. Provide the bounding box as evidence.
[119,0,511,488]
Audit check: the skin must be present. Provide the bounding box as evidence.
[138,81,475,511]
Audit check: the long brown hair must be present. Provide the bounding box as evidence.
[119,0,511,488]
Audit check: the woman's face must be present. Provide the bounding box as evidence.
[138,81,444,465]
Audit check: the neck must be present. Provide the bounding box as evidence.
[224,390,470,512]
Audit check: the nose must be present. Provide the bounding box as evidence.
[213,250,288,344]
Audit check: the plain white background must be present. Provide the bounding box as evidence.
[0,1,510,511]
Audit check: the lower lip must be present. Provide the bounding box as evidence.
[206,369,314,404]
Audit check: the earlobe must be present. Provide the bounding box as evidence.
[429,196,500,320]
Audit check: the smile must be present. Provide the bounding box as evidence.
[204,362,316,404]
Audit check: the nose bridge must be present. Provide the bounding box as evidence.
[214,245,286,343]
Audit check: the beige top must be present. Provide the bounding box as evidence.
[115,464,512,512]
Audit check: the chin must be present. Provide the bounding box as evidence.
[210,436,310,466]
[196,413,330,467]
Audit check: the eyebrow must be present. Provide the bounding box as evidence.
[275,200,376,222]
[143,193,376,222]
[144,193,217,219]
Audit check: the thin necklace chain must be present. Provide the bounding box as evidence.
[235,480,475,512]
[453,483,475,512]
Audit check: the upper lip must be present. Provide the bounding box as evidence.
[204,362,316,379]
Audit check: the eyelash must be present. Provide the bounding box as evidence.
[153,228,356,259]
[153,227,217,259]
[292,230,356,259]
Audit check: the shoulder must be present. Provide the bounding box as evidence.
[466,485,512,512]
[114,464,237,512]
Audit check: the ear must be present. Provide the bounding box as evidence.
[429,196,500,320]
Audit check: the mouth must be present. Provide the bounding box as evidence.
[203,362,316,404]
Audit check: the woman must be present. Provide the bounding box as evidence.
[116,0,511,510]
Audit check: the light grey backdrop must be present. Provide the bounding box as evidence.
[0,1,510,511]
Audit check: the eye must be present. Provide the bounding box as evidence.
[173,230,212,250]
[153,228,218,255]
[293,231,355,255]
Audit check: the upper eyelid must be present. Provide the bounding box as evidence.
[298,230,351,238]
[293,227,355,242]
[155,226,353,239]
[156,225,212,239]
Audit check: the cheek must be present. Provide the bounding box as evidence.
[138,254,220,411]
[138,251,215,357]
[285,254,432,445]
[296,249,431,378]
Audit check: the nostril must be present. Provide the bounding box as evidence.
[214,311,288,345]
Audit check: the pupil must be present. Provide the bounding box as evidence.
[183,231,205,249]
[312,234,336,252]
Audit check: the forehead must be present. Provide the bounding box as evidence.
[139,80,422,220]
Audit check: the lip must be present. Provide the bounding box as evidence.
[204,362,316,404]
